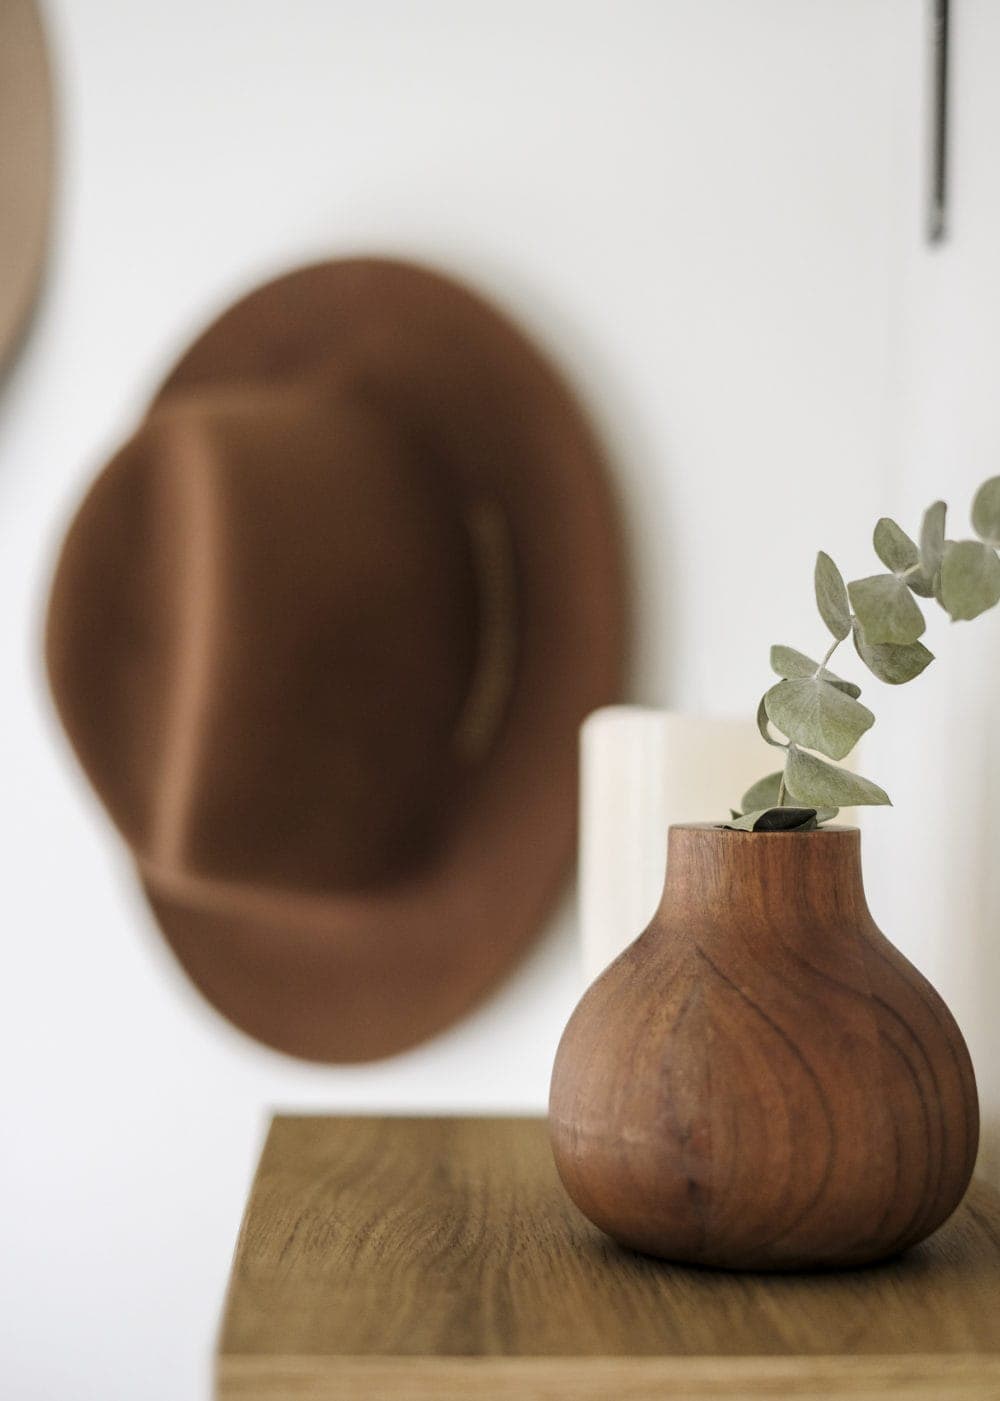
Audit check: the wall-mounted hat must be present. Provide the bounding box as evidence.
[0,0,54,373]
[46,258,625,1061]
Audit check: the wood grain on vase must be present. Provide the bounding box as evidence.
[549,824,979,1269]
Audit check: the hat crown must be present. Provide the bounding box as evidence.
[44,257,624,1062]
[47,382,482,896]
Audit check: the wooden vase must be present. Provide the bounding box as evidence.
[549,824,979,1269]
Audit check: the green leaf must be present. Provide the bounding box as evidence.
[847,574,926,645]
[785,747,891,808]
[905,565,936,598]
[740,771,784,813]
[756,695,787,748]
[727,806,819,832]
[764,678,874,761]
[920,500,947,577]
[852,624,934,685]
[873,517,919,575]
[938,539,1000,621]
[971,476,1000,546]
[734,773,838,829]
[769,644,861,698]
[815,551,851,640]
[753,808,819,832]
[934,559,948,609]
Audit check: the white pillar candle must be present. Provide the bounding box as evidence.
[578,706,769,980]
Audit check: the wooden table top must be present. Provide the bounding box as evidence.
[217,1115,1000,1400]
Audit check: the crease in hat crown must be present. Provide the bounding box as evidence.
[44,256,625,1061]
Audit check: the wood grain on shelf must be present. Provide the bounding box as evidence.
[216,1115,1000,1399]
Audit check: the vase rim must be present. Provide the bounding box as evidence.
[671,821,860,837]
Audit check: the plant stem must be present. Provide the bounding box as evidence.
[792,624,852,806]
[814,634,844,677]
[777,616,854,808]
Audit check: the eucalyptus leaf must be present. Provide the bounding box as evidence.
[753,807,819,832]
[784,747,891,808]
[740,771,784,813]
[873,517,919,575]
[730,476,1000,829]
[920,500,947,577]
[756,696,786,748]
[847,574,926,645]
[764,677,874,761]
[905,565,937,598]
[852,624,934,685]
[971,476,1000,546]
[939,539,1000,621]
[815,551,851,640]
[769,644,861,697]
[727,806,819,832]
[934,558,948,609]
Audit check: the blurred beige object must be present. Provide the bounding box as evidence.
[579,707,770,979]
[580,706,863,979]
[0,0,54,374]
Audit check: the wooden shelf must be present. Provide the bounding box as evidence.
[217,1115,1000,1399]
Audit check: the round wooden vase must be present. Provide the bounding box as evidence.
[549,824,979,1269]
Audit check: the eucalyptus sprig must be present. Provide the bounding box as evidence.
[727,476,1000,831]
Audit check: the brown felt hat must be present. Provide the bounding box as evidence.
[0,0,54,373]
[46,258,625,1061]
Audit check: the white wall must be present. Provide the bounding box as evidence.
[1,4,992,1400]
[863,0,1000,1187]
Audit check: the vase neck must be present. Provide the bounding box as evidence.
[657,824,871,937]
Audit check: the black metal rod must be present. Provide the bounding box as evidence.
[929,0,950,243]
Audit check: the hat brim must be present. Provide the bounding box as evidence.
[139,257,625,1061]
